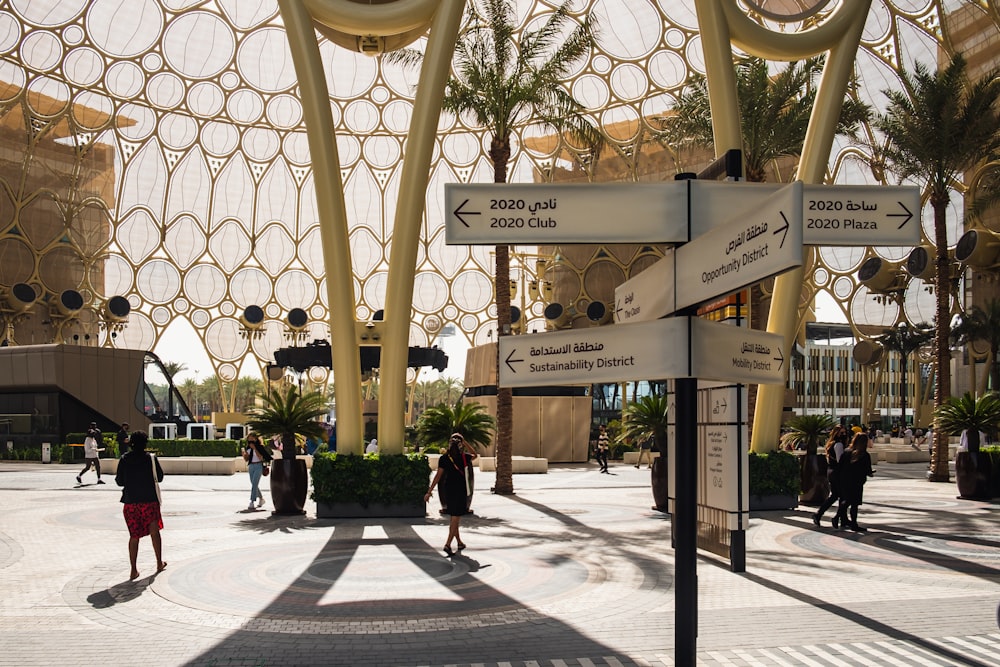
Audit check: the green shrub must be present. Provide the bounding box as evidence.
[748,450,800,497]
[0,447,41,461]
[610,442,636,460]
[58,444,76,464]
[311,452,431,507]
[147,439,243,457]
[984,446,1000,497]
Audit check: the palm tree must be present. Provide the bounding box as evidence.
[781,414,836,456]
[245,387,328,461]
[951,299,1000,392]
[933,391,1000,457]
[877,322,934,429]
[423,0,602,495]
[869,53,1000,482]
[782,413,836,504]
[244,386,329,514]
[416,401,495,452]
[619,394,669,452]
[161,361,187,381]
[656,56,870,183]
[934,391,1000,499]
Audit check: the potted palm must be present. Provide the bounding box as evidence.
[246,386,328,515]
[620,394,669,510]
[416,401,495,509]
[781,414,835,505]
[933,392,1000,499]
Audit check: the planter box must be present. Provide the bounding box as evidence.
[102,457,239,475]
[750,494,797,511]
[316,501,426,518]
[477,456,547,473]
[623,451,660,465]
[882,449,930,463]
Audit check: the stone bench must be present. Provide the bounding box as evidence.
[881,449,931,463]
[100,456,239,475]
[622,451,660,465]
[477,456,547,473]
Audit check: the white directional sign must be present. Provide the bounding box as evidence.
[688,317,785,385]
[498,316,785,387]
[614,184,803,324]
[690,180,920,246]
[613,250,675,324]
[444,182,688,245]
[676,181,803,311]
[445,180,920,247]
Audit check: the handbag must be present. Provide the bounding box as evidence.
[150,454,162,505]
[262,463,270,477]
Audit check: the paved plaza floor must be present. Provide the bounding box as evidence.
[0,458,997,666]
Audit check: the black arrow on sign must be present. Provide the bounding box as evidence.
[504,348,524,373]
[453,199,480,228]
[773,211,790,248]
[887,201,914,230]
[774,347,784,371]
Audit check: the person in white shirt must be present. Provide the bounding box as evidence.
[77,421,105,485]
[903,425,915,449]
[365,438,379,454]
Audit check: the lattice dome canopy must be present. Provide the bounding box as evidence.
[0,0,995,384]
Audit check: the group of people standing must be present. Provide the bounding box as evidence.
[813,424,875,531]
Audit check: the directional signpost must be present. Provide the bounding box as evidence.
[678,181,802,310]
[498,316,785,388]
[614,182,804,323]
[444,182,688,244]
[690,180,920,246]
[614,250,675,324]
[445,175,920,667]
[446,180,920,247]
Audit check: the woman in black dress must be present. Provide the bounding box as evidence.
[424,433,478,556]
[835,432,875,532]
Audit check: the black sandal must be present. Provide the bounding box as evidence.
[443,545,454,556]
[457,542,466,550]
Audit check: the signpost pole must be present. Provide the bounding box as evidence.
[674,368,698,664]
[674,172,698,665]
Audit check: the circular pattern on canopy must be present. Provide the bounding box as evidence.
[0,0,974,385]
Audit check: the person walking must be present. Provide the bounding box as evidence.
[243,434,271,510]
[635,434,653,469]
[77,421,105,485]
[424,433,477,556]
[834,432,875,532]
[813,424,848,528]
[596,425,610,473]
[115,423,130,458]
[115,431,166,580]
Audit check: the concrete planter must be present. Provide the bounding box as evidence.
[316,501,426,519]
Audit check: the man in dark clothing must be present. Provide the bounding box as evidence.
[116,423,130,458]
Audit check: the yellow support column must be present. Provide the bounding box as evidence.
[280,0,465,454]
[694,1,872,452]
[379,0,465,454]
[278,0,364,453]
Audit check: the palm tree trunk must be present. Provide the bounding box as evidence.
[900,353,907,430]
[491,137,514,495]
[930,193,951,481]
[991,347,1000,393]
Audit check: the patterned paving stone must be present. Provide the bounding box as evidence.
[0,461,997,666]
